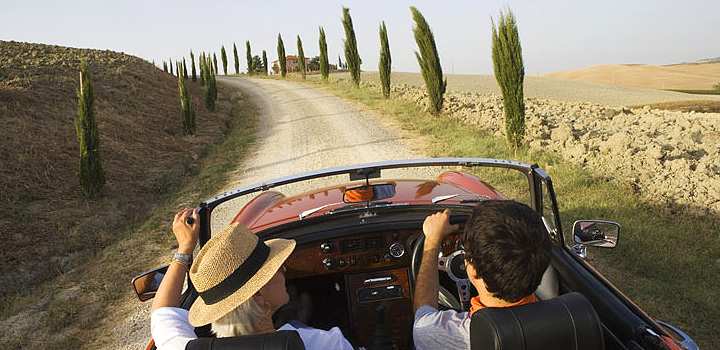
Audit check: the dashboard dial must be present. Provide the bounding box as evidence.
[389,242,405,258]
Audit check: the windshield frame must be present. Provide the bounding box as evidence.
[196,158,563,247]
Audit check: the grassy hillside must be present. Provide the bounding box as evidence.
[0,41,234,297]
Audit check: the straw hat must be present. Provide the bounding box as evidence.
[188,223,295,326]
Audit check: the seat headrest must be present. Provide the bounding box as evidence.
[470,292,603,350]
[185,330,305,350]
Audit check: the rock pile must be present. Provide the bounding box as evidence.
[371,82,720,215]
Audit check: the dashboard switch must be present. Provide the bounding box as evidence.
[338,257,347,267]
[322,258,333,270]
[320,242,333,253]
[350,257,358,266]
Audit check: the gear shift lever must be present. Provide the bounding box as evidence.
[368,306,395,350]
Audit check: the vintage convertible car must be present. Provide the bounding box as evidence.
[133,158,697,350]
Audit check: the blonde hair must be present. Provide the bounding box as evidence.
[211,296,265,337]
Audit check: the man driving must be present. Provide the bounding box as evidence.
[413,200,552,349]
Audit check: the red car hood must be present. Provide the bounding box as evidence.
[234,172,506,232]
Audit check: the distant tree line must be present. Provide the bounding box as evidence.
[151,5,526,150]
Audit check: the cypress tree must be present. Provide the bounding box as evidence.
[233,43,240,75]
[319,27,329,80]
[183,58,188,80]
[178,62,195,135]
[262,50,268,75]
[212,53,218,74]
[190,50,197,82]
[411,7,446,115]
[338,55,342,70]
[169,58,174,76]
[199,53,205,86]
[202,56,214,111]
[379,21,391,98]
[221,45,228,75]
[297,35,306,79]
[277,33,287,77]
[75,60,105,196]
[246,41,253,75]
[342,7,361,86]
[209,57,217,107]
[492,8,525,150]
[163,61,168,73]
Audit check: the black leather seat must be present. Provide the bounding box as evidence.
[185,330,305,350]
[470,292,603,350]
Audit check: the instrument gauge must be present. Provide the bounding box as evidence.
[389,242,405,258]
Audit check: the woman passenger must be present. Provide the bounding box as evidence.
[150,208,353,350]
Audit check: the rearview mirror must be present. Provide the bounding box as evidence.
[572,220,619,248]
[132,265,168,302]
[343,184,396,203]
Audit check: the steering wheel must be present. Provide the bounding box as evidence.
[410,233,472,312]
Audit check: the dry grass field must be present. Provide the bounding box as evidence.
[541,61,720,90]
[356,71,720,107]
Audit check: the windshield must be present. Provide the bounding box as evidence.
[200,158,549,244]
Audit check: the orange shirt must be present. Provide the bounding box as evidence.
[469,294,538,314]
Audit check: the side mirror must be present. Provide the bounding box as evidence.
[132,265,168,302]
[343,183,396,203]
[572,220,619,248]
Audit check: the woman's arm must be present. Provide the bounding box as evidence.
[151,208,199,314]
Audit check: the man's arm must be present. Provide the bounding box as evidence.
[413,209,459,312]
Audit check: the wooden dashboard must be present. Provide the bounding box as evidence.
[283,229,459,350]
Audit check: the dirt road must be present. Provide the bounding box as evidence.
[108,76,426,349]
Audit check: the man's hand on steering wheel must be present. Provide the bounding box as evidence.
[422,209,460,250]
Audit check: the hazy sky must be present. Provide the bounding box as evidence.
[2,0,718,75]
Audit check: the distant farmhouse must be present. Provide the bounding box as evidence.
[271,56,338,75]
[272,56,307,75]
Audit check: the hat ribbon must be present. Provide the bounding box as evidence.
[196,240,270,305]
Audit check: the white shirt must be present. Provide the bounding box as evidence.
[413,305,471,350]
[151,307,354,350]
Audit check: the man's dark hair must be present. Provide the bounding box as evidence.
[463,200,551,303]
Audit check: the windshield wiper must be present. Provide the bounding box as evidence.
[327,201,395,214]
[432,194,491,204]
[299,202,344,220]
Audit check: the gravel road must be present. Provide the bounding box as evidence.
[106,76,427,350]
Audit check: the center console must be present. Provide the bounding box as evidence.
[284,229,417,349]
